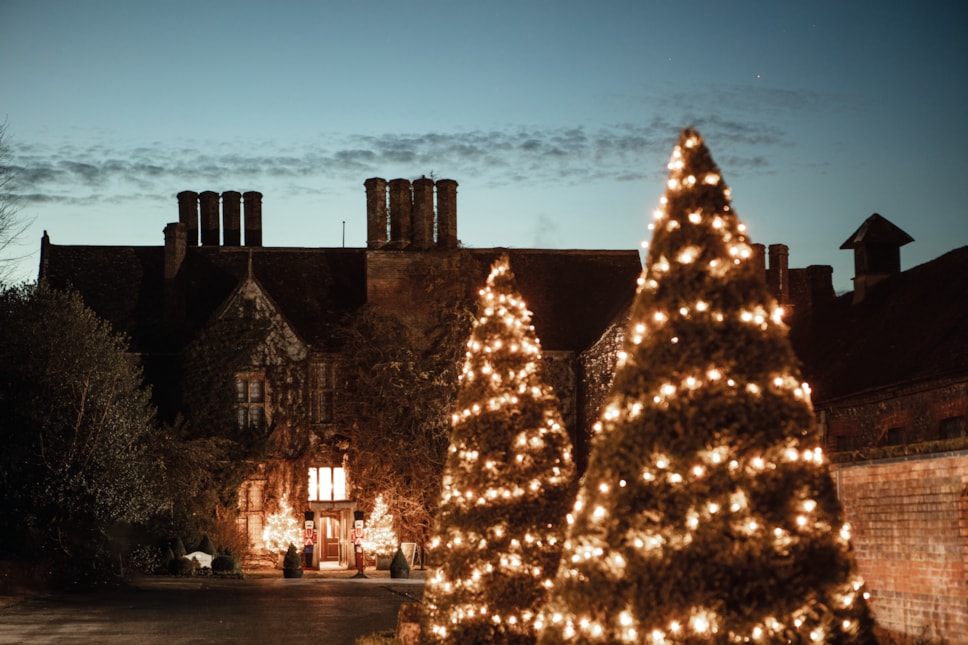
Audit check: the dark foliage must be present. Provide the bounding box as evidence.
[0,283,163,588]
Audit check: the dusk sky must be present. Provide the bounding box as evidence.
[2,0,966,292]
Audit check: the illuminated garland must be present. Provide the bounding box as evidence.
[423,256,576,644]
[537,129,876,644]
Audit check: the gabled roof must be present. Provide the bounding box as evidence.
[466,249,641,352]
[791,246,968,403]
[839,213,914,249]
[42,242,368,353]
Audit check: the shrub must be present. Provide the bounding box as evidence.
[171,537,186,559]
[389,547,410,579]
[127,544,165,575]
[197,535,216,555]
[283,544,301,569]
[168,557,194,576]
[212,555,237,574]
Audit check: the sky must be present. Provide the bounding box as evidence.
[2,0,966,292]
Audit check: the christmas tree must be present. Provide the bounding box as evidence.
[365,494,398,558]
[423,256,576,644]
[538,129,875,644]
[261,495,302,555]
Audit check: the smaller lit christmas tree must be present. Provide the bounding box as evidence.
[365,494,398,558]
[261,495,302,554]
[423,255,575,644]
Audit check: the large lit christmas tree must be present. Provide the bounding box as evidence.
[538,129,875,644]
[423,256,576,644]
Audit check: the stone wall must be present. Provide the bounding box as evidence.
[831,451,968,644]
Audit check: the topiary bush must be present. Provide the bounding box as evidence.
[197,535,216,556]
[171,537,186,559]
[283,544,303,578]
[168,557,194,576]
[212,554,237,574]
[389,546,410,579]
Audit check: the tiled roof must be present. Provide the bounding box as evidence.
[791,246,968,403]
[41,243,641,355]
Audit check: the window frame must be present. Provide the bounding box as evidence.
[236,371,268,432]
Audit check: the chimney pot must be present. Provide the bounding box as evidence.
[435,179,458,249]
[222,191,242,247]
[199,191,220,246]
[177,190,199,246]
[388,178,412,249]
[767,243,790,303]
[412,176,435,250]
[243,191,263,247]
[364,178,388,249]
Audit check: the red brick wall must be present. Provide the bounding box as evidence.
[832,451,968,644]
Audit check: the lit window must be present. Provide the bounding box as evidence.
[236,373,266,431]
[310,359,337,424]
[308,466,347,501]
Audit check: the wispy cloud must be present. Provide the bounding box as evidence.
[8,114,795,207]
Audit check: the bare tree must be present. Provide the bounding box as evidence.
[0,121,30,283]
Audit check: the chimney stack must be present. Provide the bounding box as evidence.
[199,191,220,246]
[412,176,435,250]
[222,191,242,247]
[177,191,199,246]
[435,179,458,249]
[364,177,388,249]
[388,178,412,249]
[767,243,790,304]
[243,191,263,247]
[163,222,187,322]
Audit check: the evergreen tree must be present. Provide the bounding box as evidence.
[423,256,576,644]
[366,494,398,558]
[261,495,302,555]
[0,283,162,587]
[538,129,875,644]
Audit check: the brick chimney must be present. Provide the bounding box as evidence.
[163,221,187,322]
[199,191,220,246]
[177,191,199,246]
[243,191,263,247]
[412,176,435,250]
[767,244,790,304]
[752,243,766,277]
[388,178,412,249]
[222,191,242,247]
[364,177,388,249]
[435,179,458,249]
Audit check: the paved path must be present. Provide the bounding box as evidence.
[0,569,425,645]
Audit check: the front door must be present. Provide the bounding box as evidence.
[318,513,341,563]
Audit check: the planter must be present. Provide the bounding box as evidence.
[283,567,303,578]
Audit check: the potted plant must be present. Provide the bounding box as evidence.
[283,543,303,578]
[389,546,410,579]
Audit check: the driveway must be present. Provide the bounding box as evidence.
[0,569,425,645]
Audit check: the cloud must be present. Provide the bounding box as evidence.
[9,116,791,207]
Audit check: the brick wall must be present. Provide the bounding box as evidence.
[831,451,968,644]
